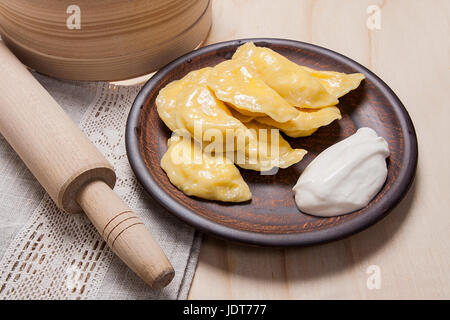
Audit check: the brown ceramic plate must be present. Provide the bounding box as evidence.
[126,38,418,246]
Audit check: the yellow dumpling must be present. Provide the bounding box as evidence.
[161,134,252,202]
[207,59,299,123]
[175,83,255,151]
[233,42,338,108]
[156,68,212,131]
[233,121,307,171]
[302,66,365,99]
[256,106,342,138]
[228,106,255,123]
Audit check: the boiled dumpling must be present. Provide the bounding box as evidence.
[156,68,212,131]
[233,121,307,171]
[208,59,299,123]
[161,133,252,202]
[256,106,342,138]
[175,83,255,151]
[302,66,365,98]
[233,42,338,108]
[155,80,182,131]
[228,106,256,123]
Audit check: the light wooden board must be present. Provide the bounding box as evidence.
[188,0,450,299]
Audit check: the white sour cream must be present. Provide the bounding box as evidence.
[293,127,390,217]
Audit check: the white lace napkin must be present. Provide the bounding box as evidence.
[0,73,201,300]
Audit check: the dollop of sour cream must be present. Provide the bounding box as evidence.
[293,127,390,217]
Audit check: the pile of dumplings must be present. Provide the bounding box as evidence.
[156,42,365,202]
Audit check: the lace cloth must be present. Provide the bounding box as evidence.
[0,73,201,300]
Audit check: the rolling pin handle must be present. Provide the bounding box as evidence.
[76,180,175,288]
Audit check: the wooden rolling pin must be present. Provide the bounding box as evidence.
[0,41,174,288]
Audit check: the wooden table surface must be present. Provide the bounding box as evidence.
[188,0,450,299]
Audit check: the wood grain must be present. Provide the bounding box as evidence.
[188,0,450,299]
[0,0,211,80]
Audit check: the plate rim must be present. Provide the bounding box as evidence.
[125,38,418,247]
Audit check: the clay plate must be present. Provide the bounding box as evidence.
[125,38,418,246]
